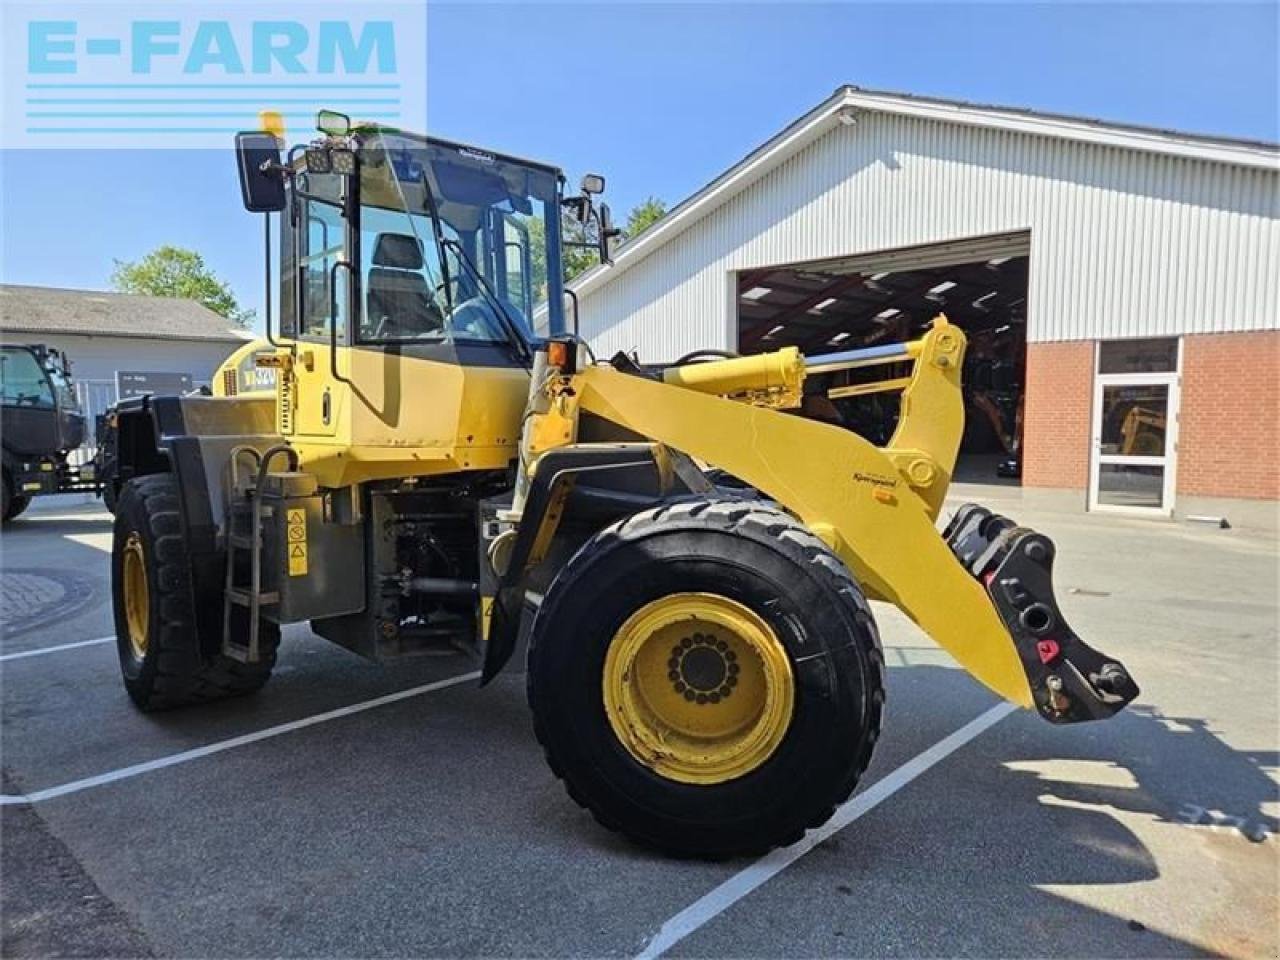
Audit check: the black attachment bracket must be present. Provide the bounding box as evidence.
[944,503,1140,724]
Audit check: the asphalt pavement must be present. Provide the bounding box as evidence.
[2,491,1276,958]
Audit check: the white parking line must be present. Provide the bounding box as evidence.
[0,670,480,806]
[64,532,113,554]
[0,636,114,662]
[634,701,1018,959]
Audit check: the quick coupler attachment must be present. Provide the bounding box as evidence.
[943,504,1140,724]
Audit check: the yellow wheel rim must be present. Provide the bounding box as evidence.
[603,592,795,785]
[122,531,150,659]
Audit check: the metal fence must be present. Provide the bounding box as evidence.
[69,379,117,467]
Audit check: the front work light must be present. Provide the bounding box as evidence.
[330,148,357,176]
[304,147,331,174]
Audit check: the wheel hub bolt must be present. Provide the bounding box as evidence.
[670,633,733,704]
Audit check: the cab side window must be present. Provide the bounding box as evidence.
[298,198,348,341]
[502,215,532,319]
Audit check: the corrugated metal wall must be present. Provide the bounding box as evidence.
[576,113,1279,358]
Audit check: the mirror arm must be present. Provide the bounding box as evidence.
[560,195,592,224]
[259,158,292,178]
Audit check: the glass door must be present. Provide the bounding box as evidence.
[1089,339,1180,515]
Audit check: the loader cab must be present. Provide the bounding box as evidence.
[281,130,568,353]
[234,114,605,487]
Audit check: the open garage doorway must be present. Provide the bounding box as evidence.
[735,233,1030,484]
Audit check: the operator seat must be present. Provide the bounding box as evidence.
[365,233,444,338]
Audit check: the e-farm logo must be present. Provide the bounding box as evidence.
[2,2,426,148]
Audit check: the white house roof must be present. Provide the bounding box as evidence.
[570,84,1279,300]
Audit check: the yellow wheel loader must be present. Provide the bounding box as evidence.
[108,112,1138,857]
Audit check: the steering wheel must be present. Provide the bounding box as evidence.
[450,296,517,339]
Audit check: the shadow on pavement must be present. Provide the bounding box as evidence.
[672,665,1277,959]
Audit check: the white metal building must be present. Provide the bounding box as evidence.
[0,284,253,462]
[570,86,1279,525]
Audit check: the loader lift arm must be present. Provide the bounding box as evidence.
[517,318,1137,722]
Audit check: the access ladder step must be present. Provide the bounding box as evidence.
[226,587,279,607]
[221,641,255,664]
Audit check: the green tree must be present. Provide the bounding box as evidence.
[528,215,599,296]
[561,218,604,281]
[111,245,254,327]
[624,196,667,239]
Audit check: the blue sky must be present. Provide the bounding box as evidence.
[2,2,1276,327]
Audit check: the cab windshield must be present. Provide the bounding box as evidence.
[0,348,54,408]
[0,348,76,410]
[355,132,564,345]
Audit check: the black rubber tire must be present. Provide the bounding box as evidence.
[101,477,118,515]
[1,470,29,524]
[527,498,885,858]
[111,474,278,710]
[2,472,31,523]
[6,495,31,522]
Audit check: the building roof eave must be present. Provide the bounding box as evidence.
[567,85,1279,302]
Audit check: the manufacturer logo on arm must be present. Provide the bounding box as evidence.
[852,471,899,489]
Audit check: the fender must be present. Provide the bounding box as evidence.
[109,393,280,657]
[481,442,714,683]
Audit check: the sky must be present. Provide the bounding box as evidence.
[2,1,1277,328]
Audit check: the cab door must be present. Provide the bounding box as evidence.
[286,189,349,438]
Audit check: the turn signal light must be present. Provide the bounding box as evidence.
[547,340,574,373]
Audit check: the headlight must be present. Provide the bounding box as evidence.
[330,148,357,176]
[304,146,331,174]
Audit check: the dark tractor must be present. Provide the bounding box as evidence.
[1,343,100,523]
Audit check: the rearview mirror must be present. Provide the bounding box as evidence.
[234,132,286,212]
[598,202,621,265]
[316,109,351,137]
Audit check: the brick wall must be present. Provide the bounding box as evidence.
[1177,331,1280,500]
[1022,340,1095,489]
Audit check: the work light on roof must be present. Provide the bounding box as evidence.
[304,146,331,174]
[330,148,357,176]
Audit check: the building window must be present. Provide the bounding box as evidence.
[1098,337,1179,374]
